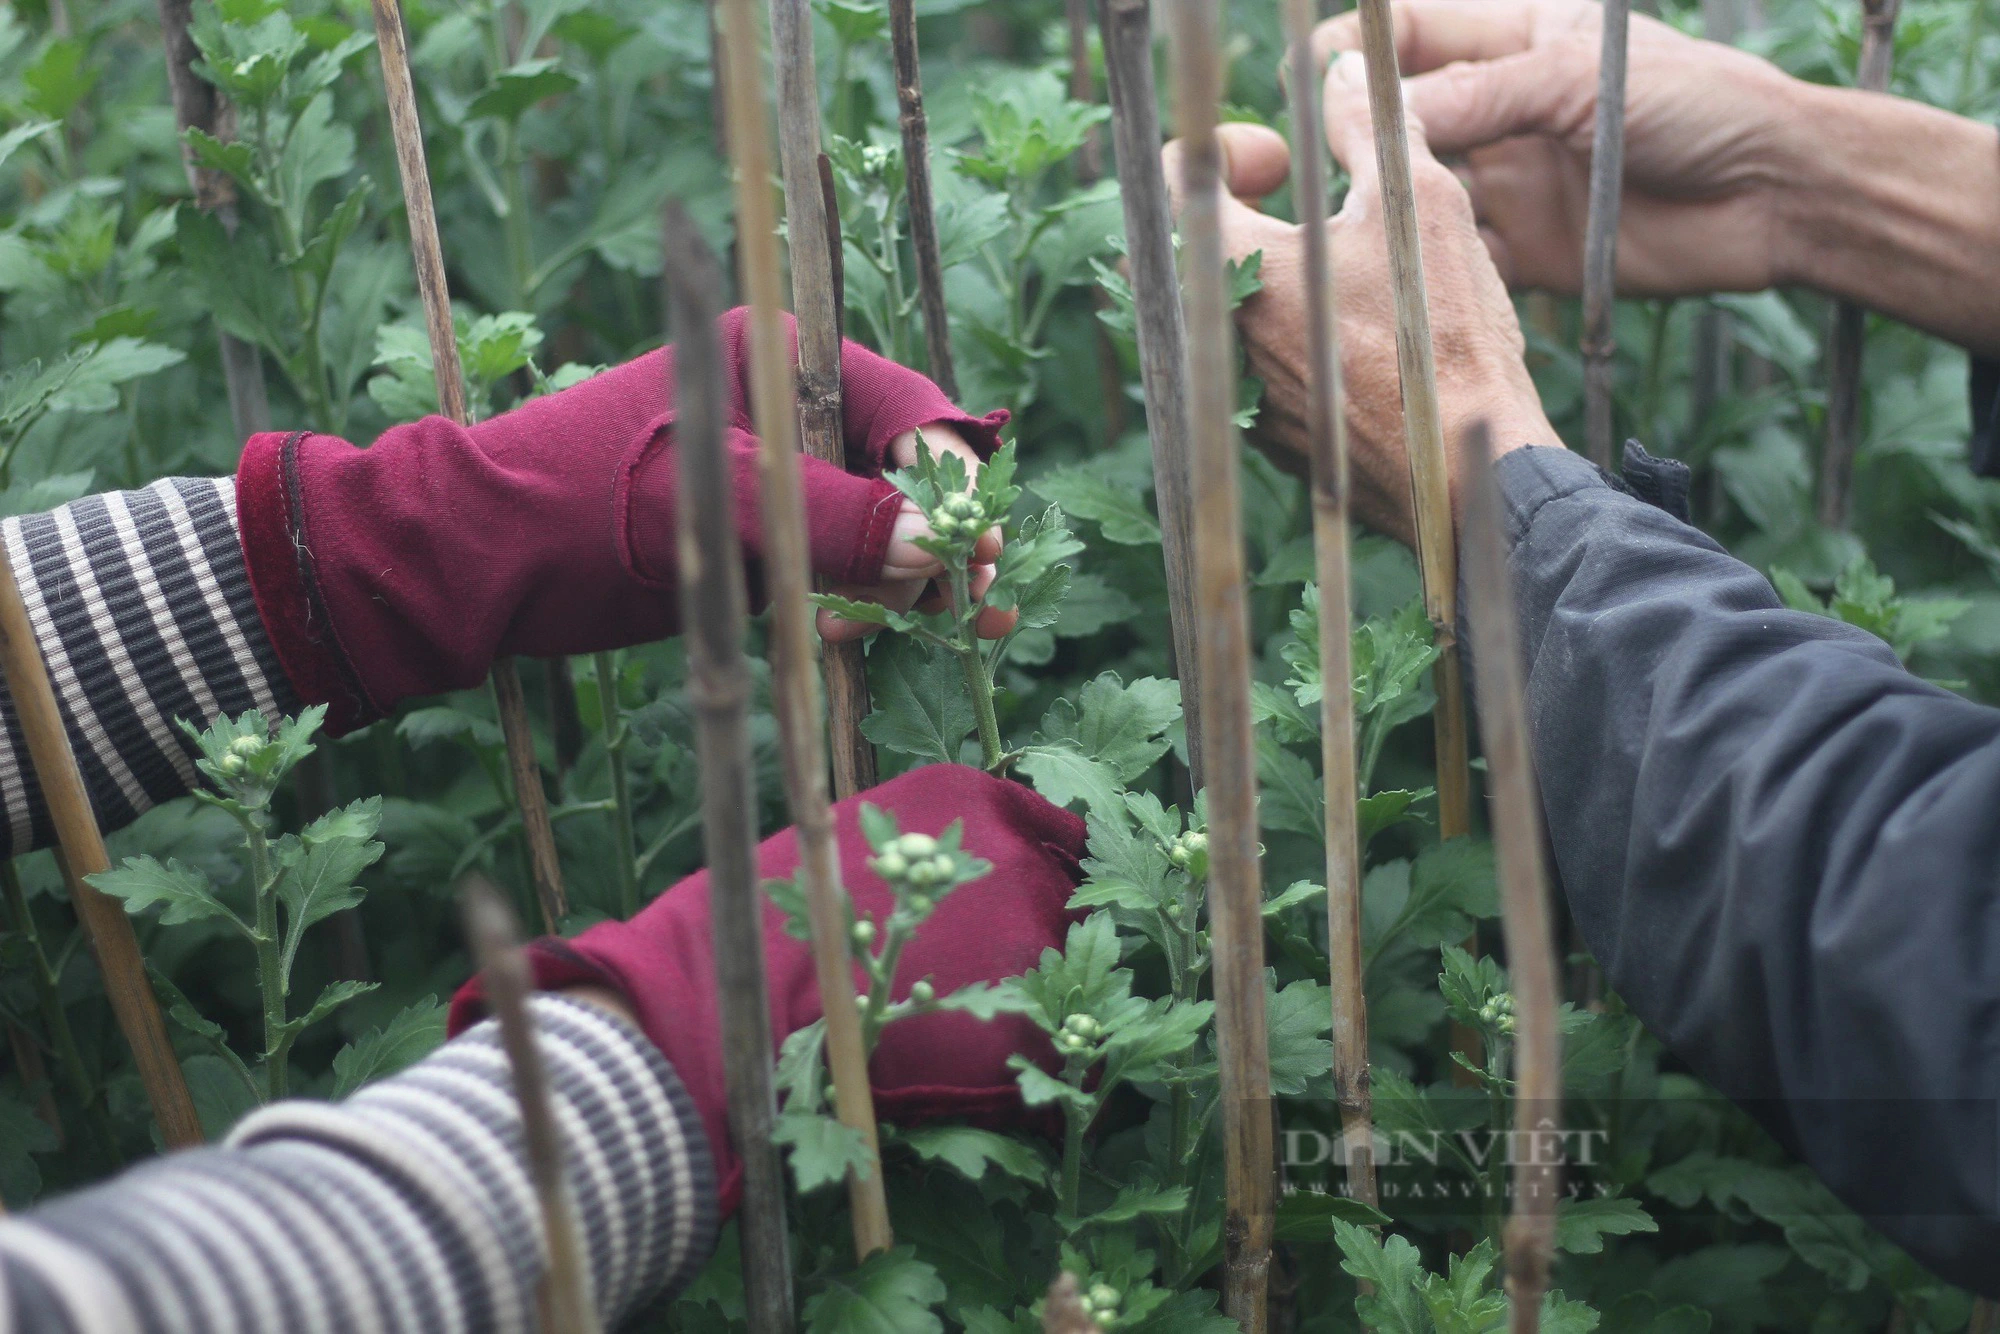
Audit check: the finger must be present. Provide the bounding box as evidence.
[815,573,929,642]
[1313,0,1540,78]
[966,564,1017,640]
[1162,127,1297,266]
[883,505,948,578]
[1400,47,1577,156]
[889,421,978,471]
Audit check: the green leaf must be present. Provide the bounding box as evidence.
[1016,743,1125,819]
[0,120,57,175]
[1554,1195,1659,1255]
[397,706,503,752]
[466,58,579,122]
[87,855,245,932]
[273,812,383,947]
[774,1107,875,1193]
[1066,1184,1189,1229]
[332,996,448,1096]
[861,637,975,765]
[0,1093,57,1206]
[897,1125,1048,1187]
[1358,789,1428,844]
[1030,462,1159,544]
[292,978,378,1033]
[1256,735,1322,839]
[275,94,355,237]
[1035,674,1181,782]
[1333,1220,1429,1334]
[801,1247,945,1334]
[50,338,188,414]
[181,1052,258,1140]
[1263,975,1332,1096]
[1273,1189,1390,1240]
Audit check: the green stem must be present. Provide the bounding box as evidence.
[247,819,287,1101]
[593,652,640,918]
[485,9,535,309]
[2,864,119,1162]
[1960,0,1988,112]
[1060,1101,1087,1217]
[951,563,1005,769]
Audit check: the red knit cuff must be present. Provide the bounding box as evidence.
[234,432,377,735]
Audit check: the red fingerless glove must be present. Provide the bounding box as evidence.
[447,764,1086,1216]
[235,309,1007,732]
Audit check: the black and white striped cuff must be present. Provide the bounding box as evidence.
[0,478,298,856]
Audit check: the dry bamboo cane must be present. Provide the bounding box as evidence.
[461,880,600,1334]
[1817,0,1900,529]
[1100,0,1206,786]
[1581,0,1632,468]
[715,0,894,1259]
[369,0,569,932]
[1280,0,1377,1210]
[1458,422,1563,1334]
[767,0,877,802]
[1065,0,1104,184]
[1165,3,1277,1325]
[0,561,202,1147]
[1351,0,1471,839]
[157,0,272,444]
[888,0,958,399]
[664,200,796,1333]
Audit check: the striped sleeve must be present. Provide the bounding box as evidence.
[0,996,721,1333]
[0,477,299,856]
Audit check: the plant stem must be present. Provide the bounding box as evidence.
[593,652,640,918]
[952,564,1005,769]
[1061,1100,1087,1217]
[2,864,119,1162]
[245,818,287,1101]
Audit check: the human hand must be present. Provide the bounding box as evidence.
[452,763,1087,1216]
[237,309,1010,732]
[1169,57,1552,545]
[1311,0,1803,297]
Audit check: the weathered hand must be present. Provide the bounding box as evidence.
[1168,56,1550,545]
[1311,0,1801,297]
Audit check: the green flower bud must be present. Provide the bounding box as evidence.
[1088,1284,1121,1310]
[906,862,937,887]
[909,980,935,1005]
[1165,900,1184,919]
[873,851,908,880]
[228,735,263,759]
[1059,1032,1088,1052]
[851,919,877,947]
[218,753,247,777]
[927,854,956,881]
[906,894,933,915]
[896,833,939,859]
[1063,1013,1098,1039]
[857,992,872,1011]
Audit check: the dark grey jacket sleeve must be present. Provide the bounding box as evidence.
[1500,445,2000,1296]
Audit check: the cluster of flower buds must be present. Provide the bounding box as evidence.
[1477,992,1517,1036]
[215,733,265,779]
[1077,1281,1122,1323]
[1056,1011,1101,1057]
[1166,830,1209,879]
[928,491,990,546]
[870,832,958,915]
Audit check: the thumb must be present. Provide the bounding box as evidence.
[1321,50,1443,185]
[1161,125,1296,266]
[1400,47,1574,155]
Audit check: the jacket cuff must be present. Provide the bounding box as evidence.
[235,431,379,735]
[837,338,1009,470]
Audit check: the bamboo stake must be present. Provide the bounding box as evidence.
[1352,0,1471,839]
[1458,422,1562,1334]
[369,0,569,932]
[1281,0,1376,1210]
[767,0,877,802]
[664,200,796,1332]
[1165,3,1275,1325]
[1818,0,1900,528]
[461,880,600,1334]
[716,0,894,1259]
[0,568,201,1147]
[1580,0,1632,468]
[888,0,958,398]
[1100,0,1206,786]
[157,0,272,444]
[1065,0,1103,184]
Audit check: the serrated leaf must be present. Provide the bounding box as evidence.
[87,855,244,931]
[1334,1220,1429,1334]
[1273,1189,1390,1240]
[898,1125,1048,1187]
[861,637,974,765]
[466,58,579,122]
[332,996,447,1096]
[1263,975,1332,1096]
[1554,1196,1659,1255]
[801,1248,945,1334]
[1030,462,1159,544]
[775,1107,875,1194]
[1035,673,1180,782]
[293,978,378,1032]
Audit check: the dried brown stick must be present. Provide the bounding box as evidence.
[0,559,201,1147]
[1281,0,1376,1210]
[716,0,894,1259]
[769,0,877,802]
[1065,0,1103,184]
[1352,0,1470,839]
[1099,0,1206,786]
[1459,422,1563,1334]
[461,881,600,1334]
[1580,0,1632,468]
[157,0,272,443]
[6,1019,61,1146]
[664,201,796,1333]
[369,0,569,931]
[889,0,958,398]
[1166,2,1276,1326]
[1818,0,1901,528]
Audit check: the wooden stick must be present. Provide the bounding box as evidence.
[6,1018,62,1146]
[768,0,877,802]
[1458,422,1562,1334]
[888,0,958,398]
[1165,3,1275,1325]
[1580,0,1632,468]
[369,0,569,931]
[0,564,201,1147]
[1065,0,1103,184]
[1281,0,1376,1210]
[461,880,600,1334]
[1100,0,1206,786]
[157,0,272,444]
[664,200,796,1333]
[1043,1273,1104,1334]
[716,0,894,1259]
[1352,0,1470,839]
[1818,0,1900,528]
